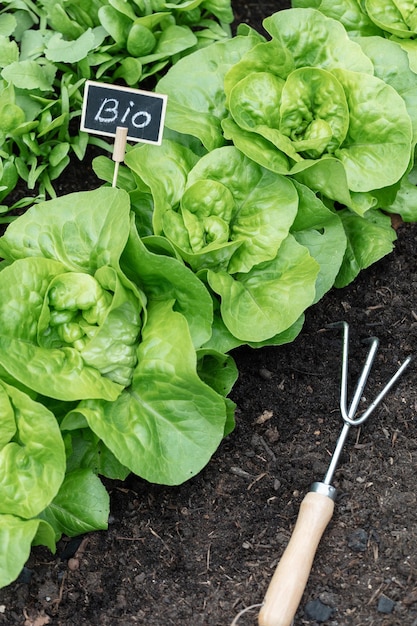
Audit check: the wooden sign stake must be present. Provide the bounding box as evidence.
[112,126,128,188]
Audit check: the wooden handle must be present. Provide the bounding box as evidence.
[258,491,335,626]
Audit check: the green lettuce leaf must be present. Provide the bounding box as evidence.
[1,59,56,90]
[196,348,238,436]
[64,427,131,481]
[0,381,66,519]
[125,140,199,235]
[0,516,55,588]
[39,468,110,539]
[354,35,417,144]
[196,348,238,398]
[264,8,374,73]
[0,381,64,588]
[121,215,214,348]
[290,180,347,302]
[44,28,101,63]
[334,208,396,287]
[207,234,319,343]
[0,187,131,272]
[200,287,306,353]
[291,0,384,36]
[382,168,417,221]
[156,33,264,150]
[365,0,417,38]
[331,68,412,192]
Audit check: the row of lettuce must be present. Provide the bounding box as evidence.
[1,4,417,589]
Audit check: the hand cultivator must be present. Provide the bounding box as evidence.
[257,321,412,626]
[232,321,412,626]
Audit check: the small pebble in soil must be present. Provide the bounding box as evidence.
[318,591,339,608]
[259,367,273,380]
[377,594,395,614]
[304,598,334,622]
[68,558,80,571]
[347,528,368,552]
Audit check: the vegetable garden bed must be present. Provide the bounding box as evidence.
[0,1,417,625]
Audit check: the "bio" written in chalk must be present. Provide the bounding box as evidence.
[81,80,167,145]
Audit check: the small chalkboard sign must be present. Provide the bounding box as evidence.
[80,80,167,145]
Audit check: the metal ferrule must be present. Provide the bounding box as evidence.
[310,481,337,501]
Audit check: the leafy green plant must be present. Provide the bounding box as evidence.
[291,1,417,222]
[154,8,416,286]
[292,0,417,53]
[0,186,236,588]
[0,0,233,209]
[116,139,346,351]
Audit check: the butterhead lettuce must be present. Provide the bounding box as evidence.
[62,299,236,485]
[158,8,414,216]
[124,139,327,346]
[0,257,138,400]
[223,9,413,214]
[0,188,144,399]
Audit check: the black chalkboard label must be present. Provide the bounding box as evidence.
[80,80,167,145]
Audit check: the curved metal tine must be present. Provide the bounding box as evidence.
[329,320,413,427]
[331,321,379,426]
[342,336,380,426]
[353,354,413,424]
[321,323,377,485]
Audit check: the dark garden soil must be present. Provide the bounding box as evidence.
[1,2,417,625]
